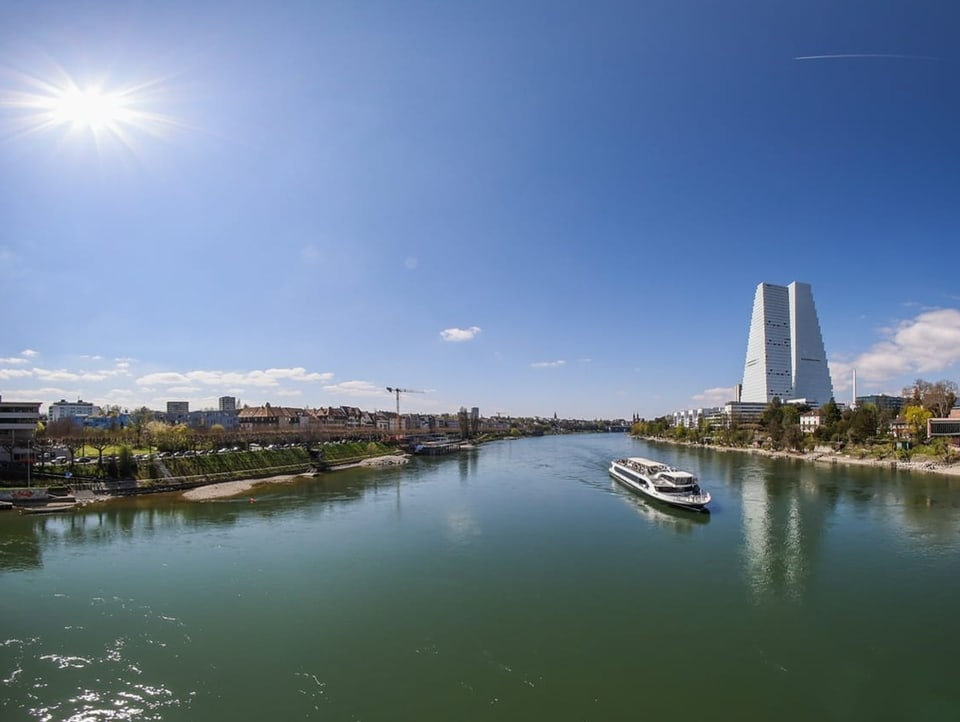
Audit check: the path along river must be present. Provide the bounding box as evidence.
[2,433,959,721]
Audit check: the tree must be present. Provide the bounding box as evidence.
[145,420,169,452]
[925,380,958,418]
[169,424,190,452]
[115,446,136,479]
[903,378,959,418]
[760,398,785,449]
[783,423,804,451]
[820,398,842,426]
[46,417,82,442]
[847,404,879,444]
[87,428,113,470]
[130,407,154,448]
[903,405,932,442]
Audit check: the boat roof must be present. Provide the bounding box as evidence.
[621,457,697,479]
[623,457,672,468]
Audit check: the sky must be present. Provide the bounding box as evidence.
[1,0,959,420]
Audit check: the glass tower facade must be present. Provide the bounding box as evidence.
[741,282,833,405]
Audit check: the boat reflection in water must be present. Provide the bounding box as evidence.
[612,481,711,533]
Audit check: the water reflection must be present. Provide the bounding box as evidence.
[457,446,479,485]
[730,455,960,603]
[0,467,424,571]
[738,465,828,603]
[611,482,710,534]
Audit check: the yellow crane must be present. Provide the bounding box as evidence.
[386,387,425,437]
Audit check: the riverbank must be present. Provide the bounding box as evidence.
[181,474,312,500]
[326,454,411,471]
[640,437,960,477]
[181,454,412,501]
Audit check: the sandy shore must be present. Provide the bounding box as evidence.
[325,454,411,471]
[182,474,308,501]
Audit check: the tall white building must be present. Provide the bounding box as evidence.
[741,281,833,406]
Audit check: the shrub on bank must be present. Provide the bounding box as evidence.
[320,441,393,463]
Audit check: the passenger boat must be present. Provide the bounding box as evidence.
[608,457,711,512]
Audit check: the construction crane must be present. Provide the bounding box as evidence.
[386,387,425,437]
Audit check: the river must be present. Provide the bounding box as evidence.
[2,433,959,721]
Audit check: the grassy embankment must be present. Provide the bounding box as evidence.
[8,442,401,487]
[144,448,313,485]
[319,441,397,467]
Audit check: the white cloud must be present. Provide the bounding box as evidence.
[167,386,201,395]
[692,387,737,405]
[830,308,960,392]
[1,349,38,363]
[321,380,385,397]
[138,372,188,386]
[531,360,566,368]
[440,326,481,342]
[137,367,334,388]
[32,368,120,383]
[0,368,32,380]
[6,387,81,406]
[276,389,302,397]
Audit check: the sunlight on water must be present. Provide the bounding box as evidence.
[1,594,191,721]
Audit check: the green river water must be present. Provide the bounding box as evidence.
[2,433,959,721]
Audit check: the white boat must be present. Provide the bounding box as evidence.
[608,457,711,512]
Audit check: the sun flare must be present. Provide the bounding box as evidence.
[0,66,181,149]
[50,86,130,131]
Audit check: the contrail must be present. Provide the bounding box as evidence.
[794,53,937,61]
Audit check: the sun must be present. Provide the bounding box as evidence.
[49,85,131,132]
[0,65,181,149]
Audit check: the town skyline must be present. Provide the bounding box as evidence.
[2,2,959,419]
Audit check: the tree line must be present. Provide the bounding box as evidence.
[631,378,958,459]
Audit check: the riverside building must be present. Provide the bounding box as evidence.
[48,398,95,422]
[741,281,833,407]
[0,395,41,463]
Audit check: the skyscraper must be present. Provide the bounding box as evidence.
[741,281,833,405]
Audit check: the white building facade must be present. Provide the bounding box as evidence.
[48,399,96,422]
[0,395,41,462]
[741,281,833,406]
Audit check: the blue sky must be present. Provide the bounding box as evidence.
[1,0,959,420]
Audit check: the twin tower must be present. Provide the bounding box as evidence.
[741,281,834,406]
